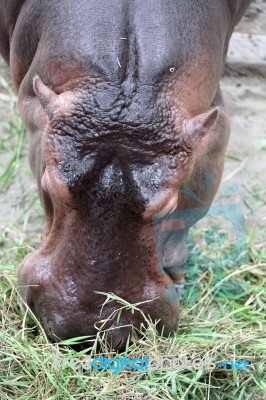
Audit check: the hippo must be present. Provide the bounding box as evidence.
[0,0,251,350]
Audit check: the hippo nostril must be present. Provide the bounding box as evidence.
[108,333,127,351]
[116,337,123,348]
[106,326,132,351]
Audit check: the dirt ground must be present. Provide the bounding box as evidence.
[0,1,265,247]
[237,0,266,34]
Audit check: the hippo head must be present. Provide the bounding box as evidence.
[18,75,228,350]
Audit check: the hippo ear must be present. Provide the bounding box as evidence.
[183,107,218,147]
[33,76,59,119]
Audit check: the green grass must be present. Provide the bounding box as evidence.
[0,116,25,192]
[0,76,265,400]
[0,243,265,399]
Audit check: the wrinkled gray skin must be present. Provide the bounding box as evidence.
[0,0,251,350]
